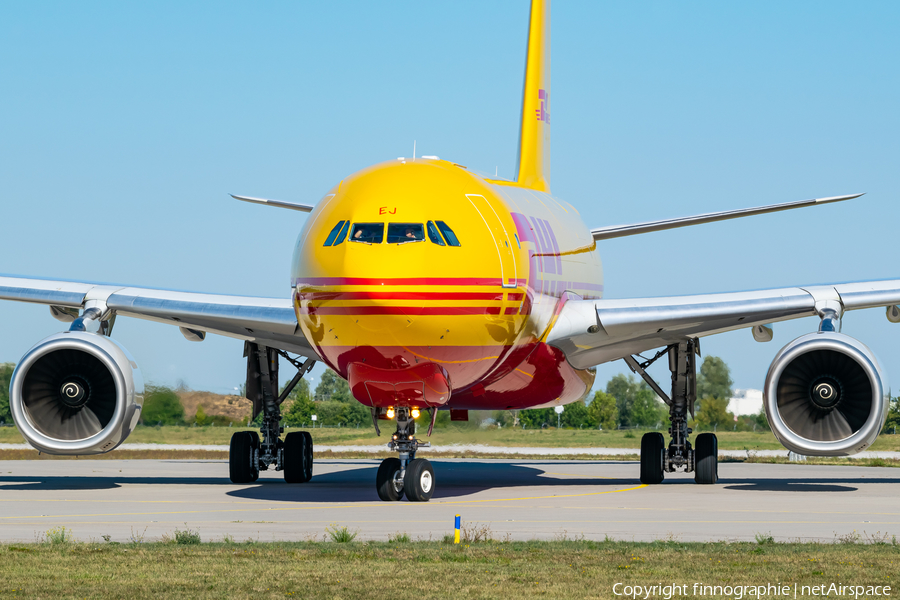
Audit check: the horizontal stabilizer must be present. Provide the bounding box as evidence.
[231,194,315,213]
[590,193,862,241]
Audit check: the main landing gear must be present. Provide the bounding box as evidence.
[625,338,718,485]
[374,406,437,502]
[229,342,316,484]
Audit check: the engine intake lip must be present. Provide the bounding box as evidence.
[765,332,888,457]
[10,334,128,454]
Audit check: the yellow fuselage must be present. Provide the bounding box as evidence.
[291,158,602,410]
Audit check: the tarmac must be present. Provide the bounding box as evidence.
[2,443,898,459]
[1,458,898,544]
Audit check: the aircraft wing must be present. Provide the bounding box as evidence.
[590,193,861,241]
[546,279,900,370]
[0,275,317,358]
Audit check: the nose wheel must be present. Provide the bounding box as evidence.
[375,407,435,501]
[376,457,404,501]
[404,457,434,501]
[376,457,435,501]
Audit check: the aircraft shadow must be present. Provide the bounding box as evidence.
[1,461,896,498]
[722,482,859,492]
[226,460,639,503]
[0,475,231,491]
[227,464,900,502]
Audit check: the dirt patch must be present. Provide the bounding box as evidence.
[177,391,252,423]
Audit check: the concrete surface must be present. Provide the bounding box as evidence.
[0,459,897,543]
[2,443,898,459]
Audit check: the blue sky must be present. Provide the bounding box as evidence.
[1,1,899,396]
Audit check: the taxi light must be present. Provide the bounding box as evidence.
[392,434,398,441]
[411,408,420,419]
[386,407,395,419]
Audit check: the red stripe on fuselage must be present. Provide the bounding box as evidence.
[298,291,505,301]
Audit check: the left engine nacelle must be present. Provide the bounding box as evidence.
[10,331,143,455]
[764,331,889,456]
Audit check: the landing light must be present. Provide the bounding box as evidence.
[411,408,420,419]
[386,407,395,419]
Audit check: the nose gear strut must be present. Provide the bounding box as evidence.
[375,406,436,501]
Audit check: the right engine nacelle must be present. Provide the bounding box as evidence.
[764,331,889,456]
[9,331,144,455]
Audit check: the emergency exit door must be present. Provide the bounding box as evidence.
[466,194,517,288]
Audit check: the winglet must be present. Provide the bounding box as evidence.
[514,0,551,193]
[815,193,864,204]
[230,194,315,213]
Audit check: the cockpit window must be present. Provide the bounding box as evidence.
[333,220,350,245]
[323,220,346,246]
[387,223,425,244]
[426,221,445,246]
[435,221,461,246]
[350,222,384,244]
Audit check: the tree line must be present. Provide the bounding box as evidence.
[138,369,373,428]
[509,354,900,434]
[512,355,766,432]
[2,358,900,434]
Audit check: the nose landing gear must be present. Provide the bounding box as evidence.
[375,406,436,501]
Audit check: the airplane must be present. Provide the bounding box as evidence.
[1,0,896,502]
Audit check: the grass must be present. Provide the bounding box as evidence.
[40,526,75,545]
[754,532,776,545]
[325,524,359,543]
[174,526,201,545]
[2,424,898,451]
[0,539,897,599]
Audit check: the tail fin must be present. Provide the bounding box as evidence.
[514,0,550,192]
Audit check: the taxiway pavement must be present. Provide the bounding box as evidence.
[1,459,897,543]
[3,443,898,459]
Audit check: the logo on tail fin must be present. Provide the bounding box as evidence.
[535,89,550,123]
